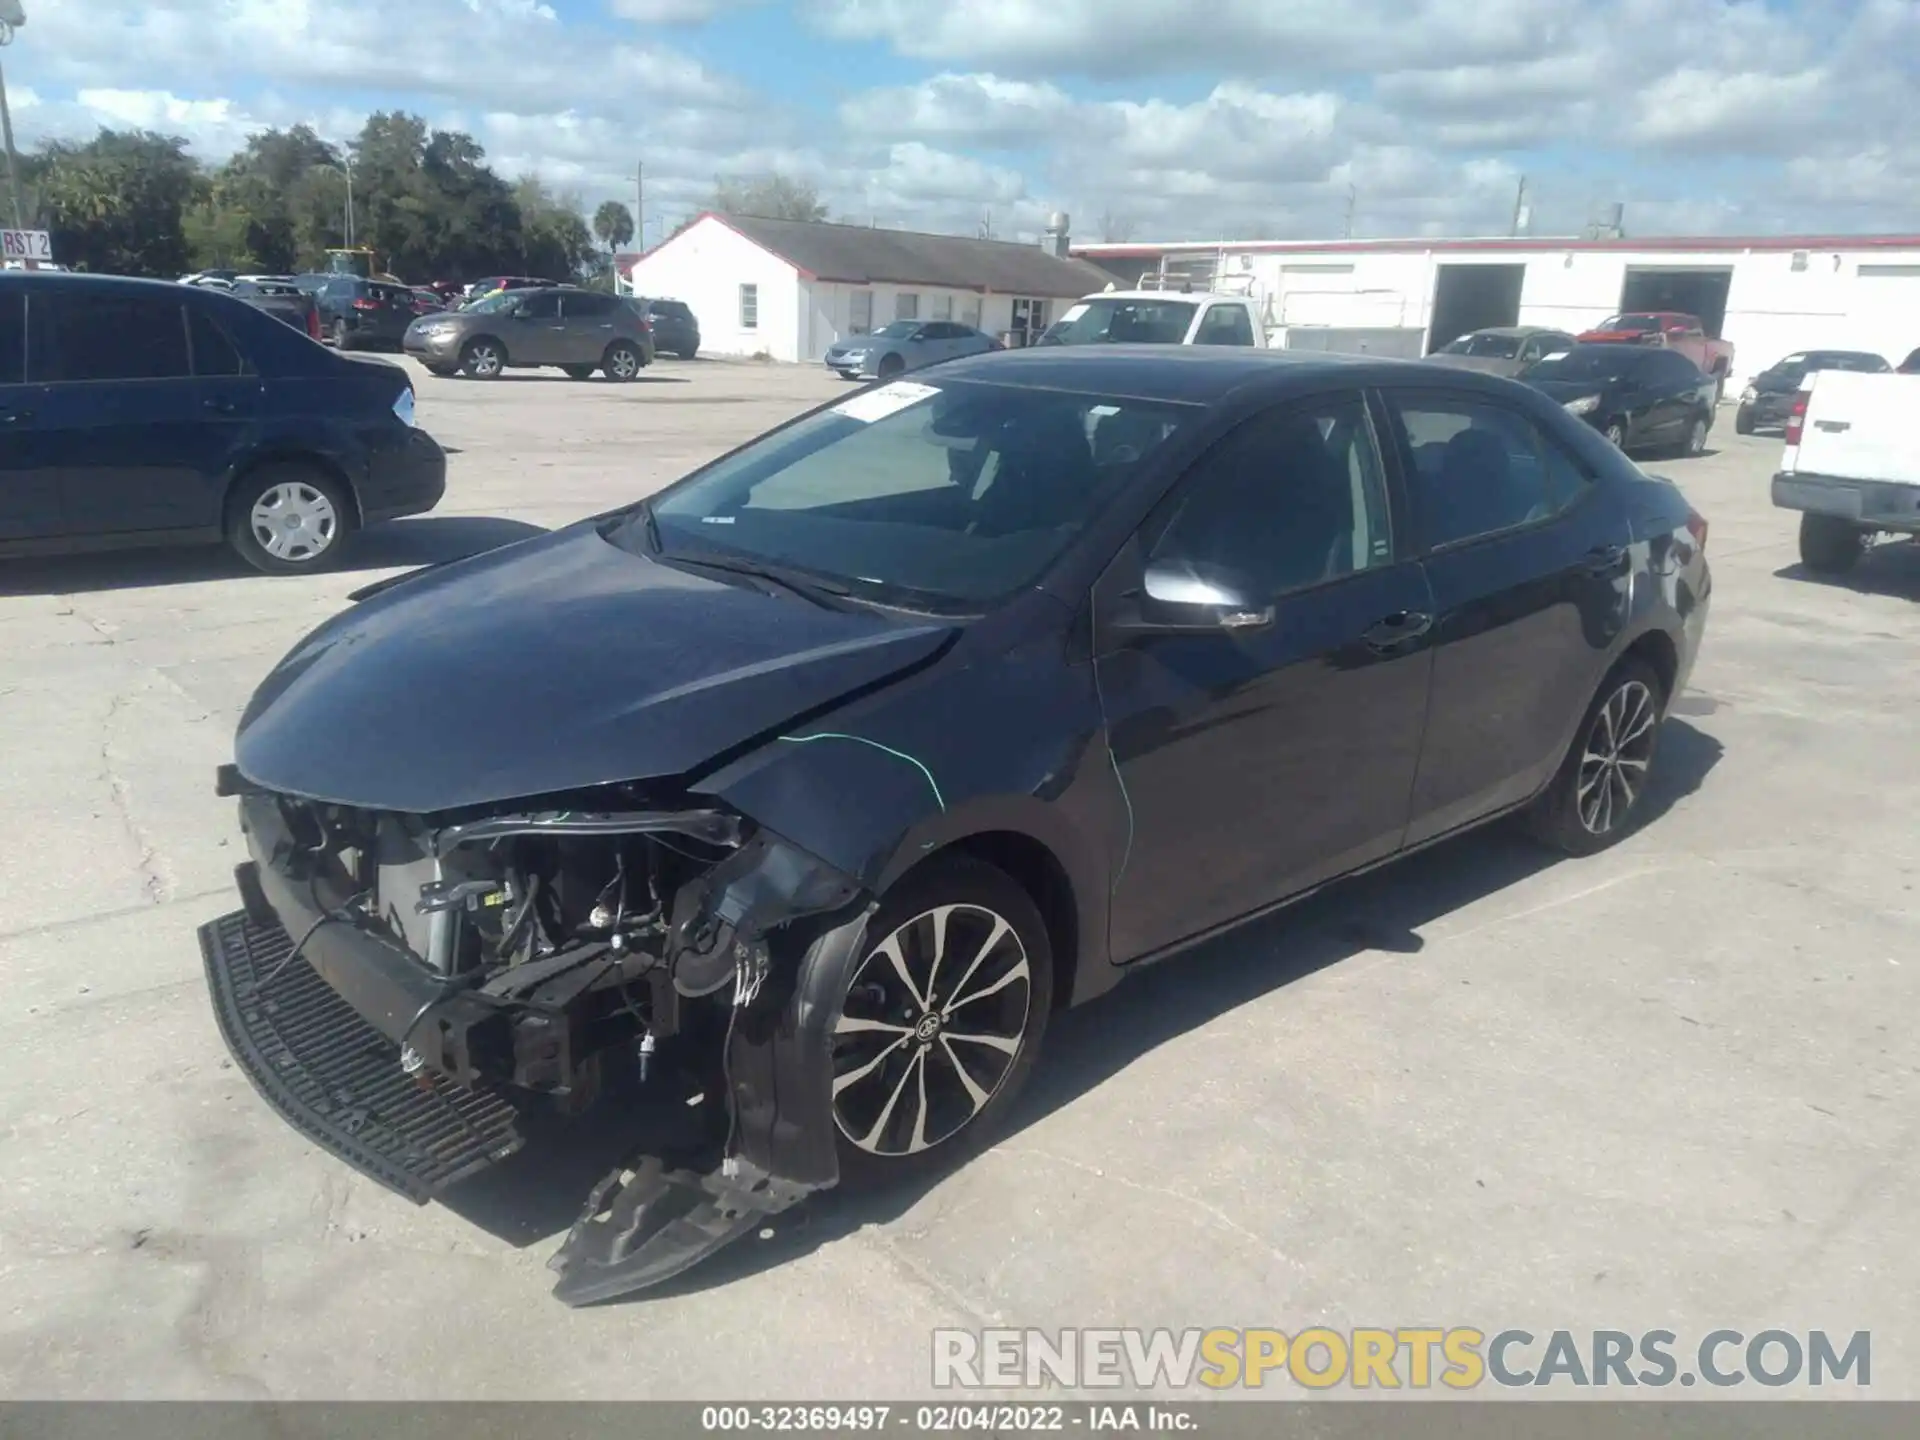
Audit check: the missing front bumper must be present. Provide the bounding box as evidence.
[199,907,525,1203]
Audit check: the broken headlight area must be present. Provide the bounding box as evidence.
[201,768,868,1303]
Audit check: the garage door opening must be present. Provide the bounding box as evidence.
[1426,264,1526,354]
[1618,267,1733,337]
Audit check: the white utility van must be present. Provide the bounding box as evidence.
[1771,369,1920,572]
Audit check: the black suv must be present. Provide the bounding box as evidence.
[632,296,699,358]
[313,277,416,351]
[0,272,445,574]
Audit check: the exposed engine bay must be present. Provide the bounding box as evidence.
[204,765,871,1304]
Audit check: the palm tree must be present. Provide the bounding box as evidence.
[592,199,635,252]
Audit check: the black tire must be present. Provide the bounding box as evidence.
[830,855,1052,1192]
[224,463,355,576]
[678,346,699,360]
[331,318,352,351]
[1734,407,1755,436]
[603,341,643,381]
[1602,418,1628,450]
[1712,370,1726,406]
[1679,411,1710,457]
[1523,655,1665,857]
[1799,513,1868,574]
[459,337,505,379]
[562,364,597,380]
[424,364,457,378]
[878,353,906,379]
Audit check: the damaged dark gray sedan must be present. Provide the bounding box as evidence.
[200,347,1711,1304]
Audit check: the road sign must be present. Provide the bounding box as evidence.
[1,228,52,262]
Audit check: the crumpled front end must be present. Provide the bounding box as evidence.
[198,764,872,1304]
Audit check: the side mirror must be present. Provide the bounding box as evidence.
[1109,558,1274,637]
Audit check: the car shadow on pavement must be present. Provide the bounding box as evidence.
[446,720,1724,1302]
[0,516,547,596]
[1773,539,1920,601]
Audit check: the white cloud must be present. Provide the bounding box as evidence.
[610,0,768,19]
[840,74,1076,146]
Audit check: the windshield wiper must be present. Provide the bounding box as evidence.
[670,551,854,610]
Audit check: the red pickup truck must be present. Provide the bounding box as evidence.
[1577,312,1735,398]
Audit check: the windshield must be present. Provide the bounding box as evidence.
[1039,298,1198,345]
[463,290,519,313]
[1523,348,1635,382]
[869,321,919,340]
[1441,332,1521,358]
[1595,314,1663,333]
[633,378,1197,608]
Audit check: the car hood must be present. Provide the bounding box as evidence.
[1525,378,1613,405]
[1426,353,1523,375]
[234,520,956,813]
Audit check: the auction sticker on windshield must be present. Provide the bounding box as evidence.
[833,380,941,424]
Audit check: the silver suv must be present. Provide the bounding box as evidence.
[404,286,656,381]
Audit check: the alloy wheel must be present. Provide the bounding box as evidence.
[607,345,640,379]
[1604,421,1626,448]
[1687,418,1708,455]
[1576,679,1656,835]
[466,343,502,377]
[831,903,1033,1157]
[248,481,339,564]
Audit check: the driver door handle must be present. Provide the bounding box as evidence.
[1363,610,1432,651]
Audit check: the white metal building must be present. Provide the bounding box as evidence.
[1072,235,1920,390]
[617,212,1114,364]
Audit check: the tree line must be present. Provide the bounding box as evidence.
[14,111,844,285]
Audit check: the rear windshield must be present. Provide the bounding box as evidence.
[242,282,301,297]
[1441,332,1521,358]
[1594,314,1665,333]
[366,284,408,303]
[1523,346,1641,381]
[1038,298,1199,346]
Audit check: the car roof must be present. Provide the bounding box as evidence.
[0,270,198,296]
[1082,289,1252,303]
[1468,325,1570,338]
[929,344,1522,405]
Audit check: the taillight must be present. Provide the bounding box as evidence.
[352,298,380,311]
[1685,510,1708,552]
[306,306,321,340]
[1783,390,1809,447]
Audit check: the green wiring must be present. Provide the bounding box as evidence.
[777,732,946,812]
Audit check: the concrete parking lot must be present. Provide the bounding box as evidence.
[1,358,1916,1399]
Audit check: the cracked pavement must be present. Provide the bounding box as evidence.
[1,361,1916,1398]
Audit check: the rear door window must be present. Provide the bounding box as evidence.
[34,291,191,383]
[0,290,23,384]
[1195,304,1256,346]
[562,292,618,319]
[1386,393,1591,549]
[189,307,249,376]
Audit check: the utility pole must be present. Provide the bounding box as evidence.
[633,161,643,249]
[1342,184,1356,240]
[0,2,27,232]
[1510,175,1529,237]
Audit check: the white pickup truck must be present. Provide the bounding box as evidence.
[1037,287,1268,348]
[1770,369,1920,573]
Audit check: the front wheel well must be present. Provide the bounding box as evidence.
[224,452,361,526]
[1621,629,1678,709]
[906,831,1079,1013]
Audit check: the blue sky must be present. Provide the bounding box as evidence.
[7,0,1916,244]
